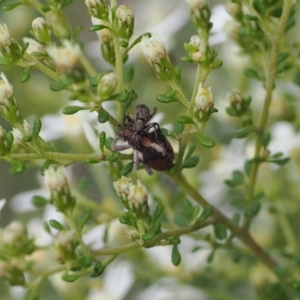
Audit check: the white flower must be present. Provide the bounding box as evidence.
[44,165,68,194]
[194,83,214,118]
[46,40,81,72]
[0,72,13,103]
[141,33,166,66]
[23,37,45,54]
[0,23,12,48]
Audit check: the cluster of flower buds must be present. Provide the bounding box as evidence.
[44,165,75,212]
[185,0,211,29]
[141,33,175,82]
[53,230,78,263]
[0,73,23,125]
[113,176,149,219]
[0,24,21,62]
[194,83,215,122]
[227,89,250,117]
[184,35,207,63]
[85,0,109,20]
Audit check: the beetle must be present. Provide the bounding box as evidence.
[112,128,174,175]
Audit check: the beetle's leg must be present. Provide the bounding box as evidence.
[111,136,131,151]
[143,164,153,175]
[133,151,140,170]
[149,107,157,120]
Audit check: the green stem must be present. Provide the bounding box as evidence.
[243,0,293,228]
[171,173,277,270]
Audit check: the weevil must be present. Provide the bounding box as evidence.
[111,105,174,175]
[112,128,174,175]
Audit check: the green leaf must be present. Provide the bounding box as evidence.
[63,106,85,115]
[0,56,11,66]
[78,211,92,231]
[244,201,261,218]
[11,161,25,174]
[244,160,252,176]
[233,128,251,138]
[2,2,22,10]
[243,68,259,79]
[107,152,120,162]
[62,272,82,282]
[90,261,105,277]
[76,256,93,268]
[174,67,182,86]
[89,24,109,31]
[181,155,199,169]
[271,157,290,166]
[171,244,181,266]
[156,90,178,103]
[197,205,214,223]
[142,231,156,241]
[49,219,64,231]
[226,107,237,117]
[232,170,244,184]
[6,131,14,151]
[293,71,300,86]
[192,206,200,220]
[98,108,109,123]
[105,137,113,151]
[127,32,151,51]
[23,135,33,142]
[197,134,215,148]
[214,222,227,240]
[253,0,266,16]
[182,198,193,221]
[177,115,195,125]
[152,203,163,223]
[121,162,133,176]
[99,131,106,152]
[49,81,67,91]
[20,67,31,83]
[32,118,42,137]
[174,214,189,227]
[277,53,289,64]
[262,132,271,147]
[119,40,129,48]
[244,14,258,21]
[124,66,134,85]
[31,196,48,208]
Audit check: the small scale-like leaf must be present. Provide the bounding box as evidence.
[174,214,189,227]
[20,67,31,83]
[226,107,237,117]
[90,261,104,277]
[2,2,22,10]
[181,155,199,169]
[76,256,93,268]
[244,201,261,218]
[98,109,109,123]
[152,203,163,223]
[121,162,133,176]
[107,152,120,162]
[63,106,85,115]
[232,170,244,184]
[99,131,106,152]
[277,52,289,64]
[89,24,108,31]
[253,0,266,16]
[105,137,113,150]
[244,14,258,21]
[32,118,42,137]
[214,222,227,240]
[262,132,271,147]
[171,244,181,266]
[119,40,129,48]
[197,205,214,223]
[156,90,178,103]
[49,81,67,91]
[177,115,195,125]
[233,128,251,139]
[271,157,290,166]
[49,219,64,231]
[62,272,82,282]
[32,196,48,208]
[124,66,134,85]
[11,161,25,174]
[197,134,215,148]
[243,68,259,79]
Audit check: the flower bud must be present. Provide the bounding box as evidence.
[141,33,175,81]
[85,0,109,20]
[116,5,134,41]
[128,180,149,219]
[227,89,248,116]
[53,230,78,263]
[0,221,35,256]
[0,24,21,62]
[45,165,75,212]
[46,40,81,73]
[185,0,211,29]
[91,17,115,65]
[31,17,52,44]
[194,83,214,121]
[97,72,118,99]
[23,37,45,54]
[0,73,23,125]
[113,176,133,209]
[0,259,25,286]
[184,35,207,63]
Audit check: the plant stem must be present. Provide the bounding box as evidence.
[243,0,294,228]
